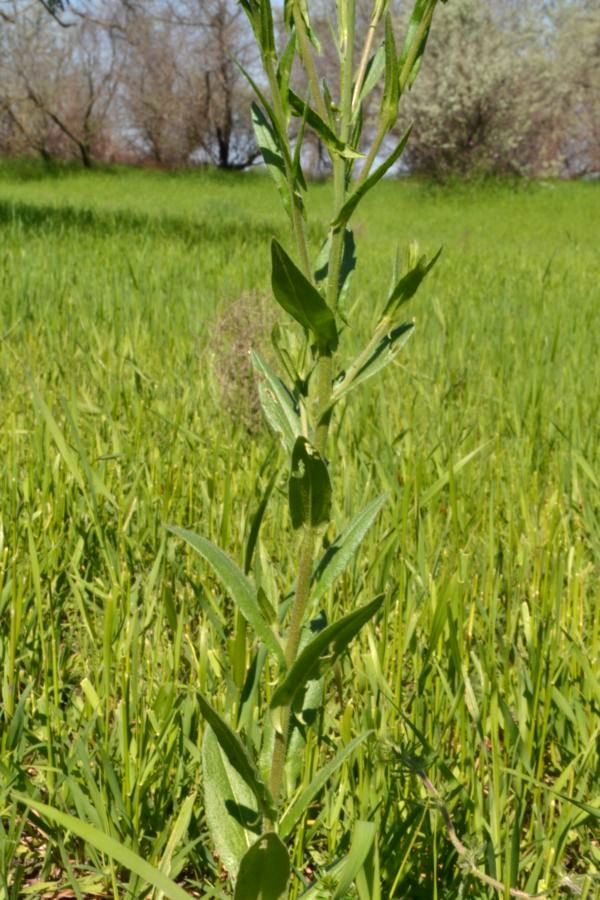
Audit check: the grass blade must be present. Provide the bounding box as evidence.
[11,792,193,900]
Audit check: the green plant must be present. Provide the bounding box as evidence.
[168,1,445,895]
[2,163,599,898]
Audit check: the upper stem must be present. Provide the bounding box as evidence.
[263,54,312,279]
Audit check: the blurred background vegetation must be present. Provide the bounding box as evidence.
[0,0,598,179]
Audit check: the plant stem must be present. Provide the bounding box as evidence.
[263,54,312,278]
[353,5,436,189]
[269,526,316,805]
[292,6,329,124]
[351,6,382,113]
[269,1,358,812]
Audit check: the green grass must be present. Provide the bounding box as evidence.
[0,160,599,898]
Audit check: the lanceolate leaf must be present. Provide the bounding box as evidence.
[270,595,384,709]
[279,733,371,838]
[238,0,259,25]
[382,248,442,318]
[277,33,296,114]
[355,45,386,115]
[11,793,193,900]
[311,495,388,602]
[332,126,412,228]
[239,0,276,58]
[202,727,258,880]
[196,694,277,822]
[289,436,332,530]
[251,103,289,211]
[288,90,362,160]
[244,464,280,575]
[234,60,292,173]
[258,0,276,56]
[331,322,415,407]
[314,228,357,308]
[234,833,290,899]
[166,526,284,664]
[292,0,321,53]
[399,0,436,91]
[380,13,399,129]
[271,240,338,352]
[251,350,300,453]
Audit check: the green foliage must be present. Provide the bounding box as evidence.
[270,596,384,708]
[194,696,277,822]
[234,833,290,900]
[202,728,260,879]
[271,239,338,352]
[288,437,332,529]
[399,0,576,178]
[11,794,194,900]
[0,162,598,898]
[166,526,284,663]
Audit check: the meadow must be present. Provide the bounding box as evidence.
[0,161,599,898]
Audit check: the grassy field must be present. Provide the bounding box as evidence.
[0,160,599,898]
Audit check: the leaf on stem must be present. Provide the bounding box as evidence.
[311,495,388,602]
[238,0,259,26]
[166,526,284,664]
[279,732,371,838]
[380,13,400,129]
[234,60,292,174]
[314,228,357,310]
[399,0,436,91]
[288,90,362,160]
[202,727,259,880]
[277,33,296,118]
[257,0,276,57]
[244,464,280,576]
[332,126,412,228]
[270,595,384,709]
[271,239,338,353]
[382,247,442,318]
[251,350,300,453]
[251,103,291,214]
[197,694,277,822]
[354,45,386,114]
[288,436,332,530]
[234,833,290,900]
[289,0,321,52]
[331,322,415,406]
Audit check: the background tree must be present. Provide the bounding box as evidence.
[180,0,259,169]
[0,0,598,176]
[118,9,196,166]
[0,4,120,165]
[398,0,562,178]
[552,2,600,176]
